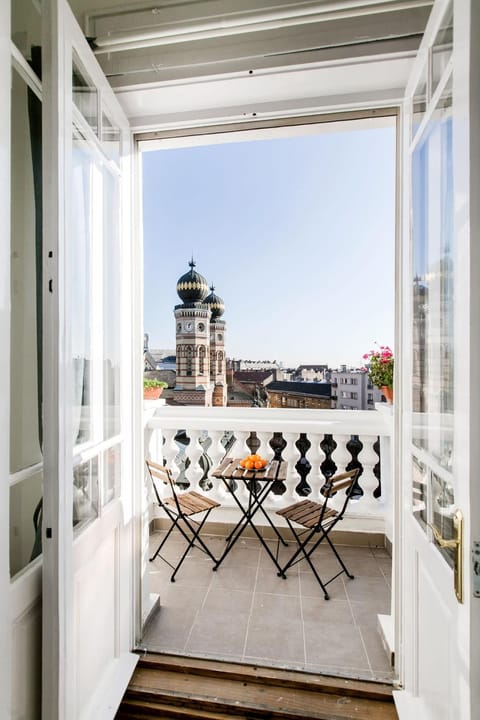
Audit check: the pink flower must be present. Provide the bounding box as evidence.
[362,354,369,359]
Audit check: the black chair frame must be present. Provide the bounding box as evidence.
[146,459,220,582]
[277,469,360,600]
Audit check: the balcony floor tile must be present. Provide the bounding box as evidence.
[143,532,394,683]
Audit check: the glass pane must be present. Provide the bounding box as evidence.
[72,53,98,135]
[103,444,121,505]
[431,471,455,568]
[71,132,93,446]
[412,87,454,469]
[10,68,42,473]
[412,456,427,531]
[103,169,122,439]
[10,471,43,577]
[11,0,41,72]
[73,457,99,528]
[413,62,428,137]
[432,1,453,96]
[102,113,121,165]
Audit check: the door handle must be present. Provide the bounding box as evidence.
[428,509,463,603]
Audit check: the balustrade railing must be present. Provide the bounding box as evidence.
[146,405,393,531]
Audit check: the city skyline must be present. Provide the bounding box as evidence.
[143,120,395,367]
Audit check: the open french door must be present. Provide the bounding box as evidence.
[42,2,139,718]
[395,0,480,718]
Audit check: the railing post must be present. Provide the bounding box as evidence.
[184,429,205,491]
[357,436,382,515]
[282,432,300,503]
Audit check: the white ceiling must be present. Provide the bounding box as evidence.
[68,0,433,129]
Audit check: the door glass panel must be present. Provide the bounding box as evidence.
[73,457,99,529]
[432,1,453,96]
[413,62,428,137]
[11,0,42,71]
[10,470,43,577]
[10,67,43,473]
[73,53,98,135]
[103,168,122,439]
[102,113,121,165]
[431,471,455,568]
[412,456,428,531]
[71,132,93,446]
[412,79,454,469]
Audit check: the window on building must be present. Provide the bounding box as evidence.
[351,392,358,400]
[199,345,205,374]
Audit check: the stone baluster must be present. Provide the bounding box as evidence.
[305,431,324,500]
[160,428,180,496]
[234,430,250,459]
[329,434,351,513]
[207,429,228,501]
[257,430,273,462]
[282,432,300,504]
[183,429,205,492]
[356,435,382,515]
[230,430,250,506]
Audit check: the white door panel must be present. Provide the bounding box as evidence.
[396,0,478,717]
[42,2,137,718]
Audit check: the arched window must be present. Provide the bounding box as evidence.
[199,345,206,374]
[186,345,193,376]
[217,351,223,374]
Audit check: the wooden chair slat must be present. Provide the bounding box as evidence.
[331,477,355,493]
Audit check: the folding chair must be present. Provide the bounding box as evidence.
[146,459,221,582]
[276,468,360,600]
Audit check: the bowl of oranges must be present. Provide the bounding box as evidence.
[238,454,268,471]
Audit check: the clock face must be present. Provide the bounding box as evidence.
[185,321,193,332]
[198,322,205,332]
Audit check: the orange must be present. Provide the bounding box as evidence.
[244,460,254,470]
[239,459,246,468]
[254,460,264,470]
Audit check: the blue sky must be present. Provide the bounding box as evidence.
[142,123,395,368]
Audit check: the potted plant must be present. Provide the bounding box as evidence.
[362,345,394,403]
[143,378,168,400]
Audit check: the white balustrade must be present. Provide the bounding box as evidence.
[145,405,393,535]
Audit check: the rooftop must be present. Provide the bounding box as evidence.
[267,381,331,397]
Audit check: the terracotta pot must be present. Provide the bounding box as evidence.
[381,386,393,404]
[144,386,163,400]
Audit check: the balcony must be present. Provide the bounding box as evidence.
[142,405,393,681]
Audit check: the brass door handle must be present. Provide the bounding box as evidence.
[429,524,458,549]
[428,509,463,603]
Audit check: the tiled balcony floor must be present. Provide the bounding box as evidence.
[143,531,393,683]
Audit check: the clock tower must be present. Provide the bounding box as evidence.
[174,260,218,406]
[205,286,227,407]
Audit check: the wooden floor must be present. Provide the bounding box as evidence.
[116,653,399,719]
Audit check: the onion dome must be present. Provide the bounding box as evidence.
[204,285,225,319]
[176,259,209,303]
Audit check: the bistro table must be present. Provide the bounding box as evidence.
[211,456,288,576]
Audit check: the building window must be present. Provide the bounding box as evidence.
[350,378,358,385]
[281,395,286,406]
[199,345,205,374]
[351,392,358,400]
[217,351,223,374]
